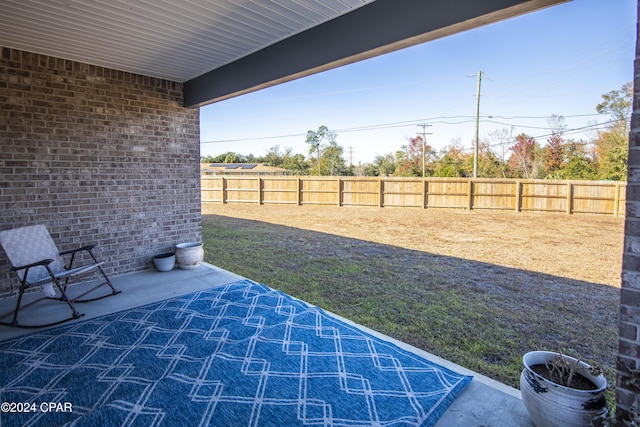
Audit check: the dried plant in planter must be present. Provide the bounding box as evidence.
[520,350,608,427]
[530,353,602,390]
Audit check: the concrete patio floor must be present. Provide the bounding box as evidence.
[0,263,534,427]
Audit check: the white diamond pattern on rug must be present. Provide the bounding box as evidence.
[0,280,471,427]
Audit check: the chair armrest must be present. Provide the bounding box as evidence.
[10,259,54,272]
[60,244,96,256]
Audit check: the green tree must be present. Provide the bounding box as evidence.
[223,153,238,163]
[362,163,377,176]
[305,125,332,175]
[486,127,515,178]
[258,145,310,175]
[202,152,249,163]
[365,154,396,176]
[282,153,310,175]
[320,140,350,176]
[435,140,473,177]
[304,126,350,175]
[262,145,286,167]
[478,142,506,178]
[593,83,631,181]
[596,122,628,180]
[556,140,598,180]
[596,82,632,129]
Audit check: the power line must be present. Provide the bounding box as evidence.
[457,119,618,153]
[488,113,601,120]
[200,113,608,145]
[483,120,556,130]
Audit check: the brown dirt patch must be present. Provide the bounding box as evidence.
[202,204,624,287]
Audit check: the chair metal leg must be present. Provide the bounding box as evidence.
[69,265,121,303]
[0,285,27,327]
[65,250,121,303]
[0,274,84,329]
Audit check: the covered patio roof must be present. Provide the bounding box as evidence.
[0,0,567,107]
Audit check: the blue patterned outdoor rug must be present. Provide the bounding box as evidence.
[0,279,471,427]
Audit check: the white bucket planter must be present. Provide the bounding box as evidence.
[520,351,608,427]
[152,252,175,272]
[175,242,204,270]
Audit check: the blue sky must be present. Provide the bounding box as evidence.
[200,0,637,165]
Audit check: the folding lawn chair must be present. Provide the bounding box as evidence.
[0,225,121,328]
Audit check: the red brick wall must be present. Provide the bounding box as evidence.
[0,48,201,294]
[617,1,640,421]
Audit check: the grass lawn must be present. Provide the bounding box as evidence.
[202,204,624,403]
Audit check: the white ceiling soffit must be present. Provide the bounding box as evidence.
[0,0,374,82]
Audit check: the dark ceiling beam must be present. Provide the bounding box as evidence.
[183,0,567,108]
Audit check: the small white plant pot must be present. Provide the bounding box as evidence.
[153,252,176,272]
[520,351,608,427]
[175,242,204,270]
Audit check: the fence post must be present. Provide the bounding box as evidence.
[566,182,573,214]
[467,179,474,210]
[221,177,227,204]
[515,181,522,212]
[296,178,301,205]
[337,178,342,206]
[423,179,428,209]
[379,178,384,207]
[258,177,262,205]
[615,181,621,218]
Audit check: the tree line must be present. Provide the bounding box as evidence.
[201,83,632,181]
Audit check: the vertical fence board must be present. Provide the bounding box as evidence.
[262,177,299,205]
[224,177,259,203]
[472,180,516,210]
[614,182,627,217]
[572,182,620,215]
[614,182,621,217]
[426,179,468,209]
[520,181,567,213]
[342,179,379,207]
[300,178,340,205]
[201,176,223,203]
[383,179,423,207]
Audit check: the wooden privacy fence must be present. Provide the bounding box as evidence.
[202,176,627,216]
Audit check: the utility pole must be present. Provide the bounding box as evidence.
[416,124,432,178]
[348,145,354,166]
[468,70,484,178]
